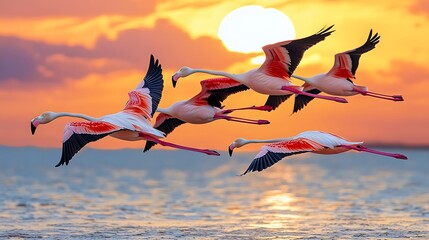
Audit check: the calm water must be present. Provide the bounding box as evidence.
[0,146,428,239]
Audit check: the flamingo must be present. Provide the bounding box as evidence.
[172,25,348,112]
[291,30,404,113]
[228,130,408,175]
[144,77,271,151]
[30,55,219,167]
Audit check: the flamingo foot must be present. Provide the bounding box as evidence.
[393,95,404,101]
[202,150,221,156]
[333,97,348,103]
[257,120,270,124]
[392,154,408,160]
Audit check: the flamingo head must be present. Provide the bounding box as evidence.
[172,66,193,88]
[31,111,56,135]
[228,138,248,156]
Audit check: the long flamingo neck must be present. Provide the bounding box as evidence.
[55,112,98,121]
[291,74,310,83]
[192,69,238,81]
[155,108,170,115]
[243,138,292,146]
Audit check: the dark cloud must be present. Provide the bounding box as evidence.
[0,36,100,83]
[0,19,250,84]
[0,0,157,18]
[0,40,41,80]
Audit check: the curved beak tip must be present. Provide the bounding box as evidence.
[172,75,177,88]
[228,147,233,156]
[31,122,37,135]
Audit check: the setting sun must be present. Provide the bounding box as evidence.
[218,5,295,53]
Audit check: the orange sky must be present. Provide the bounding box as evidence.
[1,0,428,152]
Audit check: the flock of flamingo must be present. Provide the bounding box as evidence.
[31,25,408,174]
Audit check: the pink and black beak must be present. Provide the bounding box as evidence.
[31,120,39,135]
[172,74,179,88]
[228,144,235,156]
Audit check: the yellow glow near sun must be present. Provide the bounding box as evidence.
[218,5,295,53]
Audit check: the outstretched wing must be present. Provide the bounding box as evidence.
[143,113,186,152]
[259,25,334,79]
[131,55,164,117]
[293,83,321,113]
[328,30,380,78]
[56,121,121,167]
[241,138,326,175]
[191,78,249,108]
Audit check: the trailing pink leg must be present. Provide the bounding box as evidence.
[221,105,273,114]
[352,87,404,101]
[281,86,348,103]
[340,145,408,160]
[214,114,270,125]
[139,133,220,156]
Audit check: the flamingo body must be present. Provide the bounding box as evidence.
[302,74,368,96]
[229,131,408,175]
[292,30,403,113]
[158,101,222,124]
[236,69,303,96]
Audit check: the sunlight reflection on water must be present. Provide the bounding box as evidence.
[0,147,428,239]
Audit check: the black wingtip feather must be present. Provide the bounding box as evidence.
[264,95,292,111]
[55,132,111,167]
[283,25,335,75]
[142,55,164,117]
[144,141,157,152]
[318,25,335,35]
[203,81,249,108]
[241,151,309,175]
[293,89,321,113]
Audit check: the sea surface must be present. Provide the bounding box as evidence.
[0,146,428,239]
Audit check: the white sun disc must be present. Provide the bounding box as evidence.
[218,5,295,53]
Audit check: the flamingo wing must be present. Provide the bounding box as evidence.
[328,30,380,78]
[259,25,334,79]
[56,121,121,167]
[264,95,292,111]
[132,54,164,117]
[293,83,321,113]
[191,78,249,108]
[241,138,326,175]
[144,113,186,152]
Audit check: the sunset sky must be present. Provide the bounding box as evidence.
[1,0,428,152]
